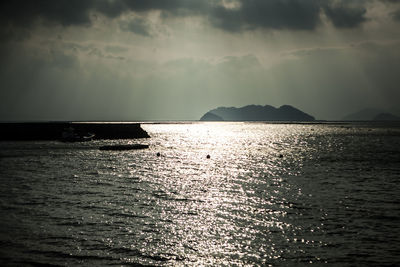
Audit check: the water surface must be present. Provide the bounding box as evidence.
[1,122,400,266]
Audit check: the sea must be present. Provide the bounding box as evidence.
[0,122,400,266]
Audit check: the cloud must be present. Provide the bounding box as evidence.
[120,17,152,37]
[381,0,400,3]
[104,45,129,54]
[392,8,400,21]
[0,1,398,121]
[0,0,375,41]
[322,2,367,28]
[215,55,262,72]
[210,0,322,32]
[0,0,94,27]
[124,0,212,16]
[378,0,400,21]
[84,46,125,61]
[0,0,208,27]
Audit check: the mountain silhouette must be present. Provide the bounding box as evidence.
[200,112,224,121]
[342,108,385,121]
[373,113,400,121]
[200,105,315,121]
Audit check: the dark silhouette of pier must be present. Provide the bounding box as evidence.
[0,122,149,141]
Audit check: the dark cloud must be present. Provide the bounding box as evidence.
[94,0,126,18]
[0,0,373,37]
[211,0,321,32]
[0,0,94,27]
[0,0,210,27]
[123,0,213,15]
[323,4,367,28]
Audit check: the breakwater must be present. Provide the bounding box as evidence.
[0,122,150,141]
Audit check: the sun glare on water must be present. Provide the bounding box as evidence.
[138,122,310,264]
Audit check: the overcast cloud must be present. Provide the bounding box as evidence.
[0,0,399,120]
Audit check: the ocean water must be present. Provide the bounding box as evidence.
[0,122,400,266]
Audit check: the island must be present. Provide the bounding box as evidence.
[0,122,150,141]
[200,112,224,121]
[342,108,400,121]
[200,105,315,121]
[373,113,400,121]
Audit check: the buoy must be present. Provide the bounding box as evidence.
[206,154,210,159]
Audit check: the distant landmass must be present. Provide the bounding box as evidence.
[342,108,385,121]
[342,108,400,121]
[373,113,400,121]
[200,105,315,121]
[200,112,224,121]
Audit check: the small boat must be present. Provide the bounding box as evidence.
[99,144,149,151]
[61,127,95,142]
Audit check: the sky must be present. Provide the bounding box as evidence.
[0,0,400,121]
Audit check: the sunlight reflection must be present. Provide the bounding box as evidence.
[136,122,313,263]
